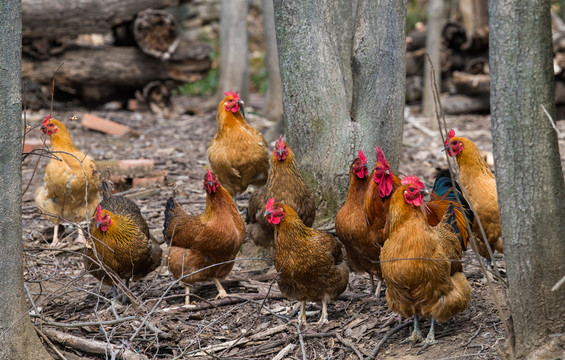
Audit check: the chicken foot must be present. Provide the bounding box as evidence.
[400,315,423,345]
[369,274,383,297]
[213,278,228,299]
[415,318,438,352]
[317,299,329,326]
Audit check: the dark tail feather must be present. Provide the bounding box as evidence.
[101,179,114,200]
[445,203,465,250]
[433,170,475,225]
[163,197,178,244]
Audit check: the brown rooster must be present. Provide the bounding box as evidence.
[336,150,385,295]
[35,116,101,246]
[381,175,471,347]
[247,136,315,247]
[445,129,502,264]
[265,198,349,325]
[163,169,245,305]
[84,180,162,297]
[208,90,270,198]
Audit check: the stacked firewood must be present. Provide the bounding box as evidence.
[22,0,212,112]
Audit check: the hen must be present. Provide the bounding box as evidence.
[380,175,471,347]
[336,150,384,294]
[163,169,245,305]
[247,136,315,247]
[265,198,349,325]
[35,116,101,246]
[84,180,162,297]
[444,129,503,263]
[208,90,270,198]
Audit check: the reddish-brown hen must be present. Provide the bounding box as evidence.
[266,198,349,326]
[208,90,270,198]
[163,170,245,305]
[381,175,471,347]
[247,136,315,247]
[336,150,384,294]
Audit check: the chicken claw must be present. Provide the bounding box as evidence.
[317,299,329,326]
[400,316,423,345]
[213,278,228,299]
[415,319,438,353]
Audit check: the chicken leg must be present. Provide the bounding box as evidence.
[369,274,383,297]
[298,301,307,326]
[317,298,329,326]
[416,318,438,350]
[213,278,228,299]
[51,225,60,247]
[401,315,423,345]
[185,286,191,306]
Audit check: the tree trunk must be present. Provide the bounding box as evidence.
[261,0,283,121]
[0,1,52,358]
[274,0,406,218]
[22,0,178,39]
[351,0,406,169]
[214,0,250,103]
[422,0,443,121]
[490,1,565,359]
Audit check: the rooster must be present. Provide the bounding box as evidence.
[247,136,315,247]
[208,90,270,199]
[380,175,471,347]
[336,150,385,295]
[444,129,503,263]
[35,116,101,246]
[163,169,245,305]
[265,198,349,325]
[84,180,162,298]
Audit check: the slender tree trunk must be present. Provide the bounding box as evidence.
[215,0,249,103]
[422,0,443,122]
[0,1,52,358]
[274,0,406,217]
[261,0,283,121]
[490,1,565,358]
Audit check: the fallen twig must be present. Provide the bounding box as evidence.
[366,320,413,360]
[272,343,297,360]
[462,325,482,347]
[294,323,307,360]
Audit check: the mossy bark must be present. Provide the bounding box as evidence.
[490,1,565,358]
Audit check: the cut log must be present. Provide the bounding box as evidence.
[452,71,490,96]
[133,9,179,60]
[441,93,490,115]
[22,0,179,39]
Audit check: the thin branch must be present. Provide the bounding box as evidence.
[366,320,413,359]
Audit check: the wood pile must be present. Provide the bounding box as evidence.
[22,0,212,112]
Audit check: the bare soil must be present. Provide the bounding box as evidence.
[19,95,548,360]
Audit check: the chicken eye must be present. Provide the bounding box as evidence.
[408,187,415,192]
[452,140,457,146]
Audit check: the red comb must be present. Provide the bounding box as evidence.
[206,168,214,181]
[375,146,388,165]
[224,90,240,102]
[401,175,424,188]
[266,198,275,211]
[42,115,51,126]
[96,204,102,219]
[276,135,284,147]
[448,129,455,139]
[358,149,367,164]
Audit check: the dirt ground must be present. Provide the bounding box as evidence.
[21,95,558,360]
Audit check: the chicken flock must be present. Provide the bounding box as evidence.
[33,90,503,348]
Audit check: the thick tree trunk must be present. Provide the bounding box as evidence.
[261,0,283,121]
[351,0,406,169]
[0,1,52,358]
[422,0,443,119]
[490,1,565,359]
[215,0,250,103]
[274,0,406,218]
[22,0,178,39]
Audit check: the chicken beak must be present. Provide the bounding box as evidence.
[264,209,271,217]
[238,100,246,119]
[420,188,431,201]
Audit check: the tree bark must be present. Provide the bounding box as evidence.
[214,0,250,103]
[351,0,406,169]
[261,0,283,121]
[22,0,178,39]
[274,0,406,218]
[0,1,52,358]
[490,1,565,358]
[422,0,443,119]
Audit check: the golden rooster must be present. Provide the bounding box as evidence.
[247,136,315,247]
[84,180,162,297]
[336,150,384,295]
[208,90,270,199]
[35,116,101,246]
[445,129,503,264]
[265,198,349,325]
[381,175,471,347]
[163,169,245,305]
